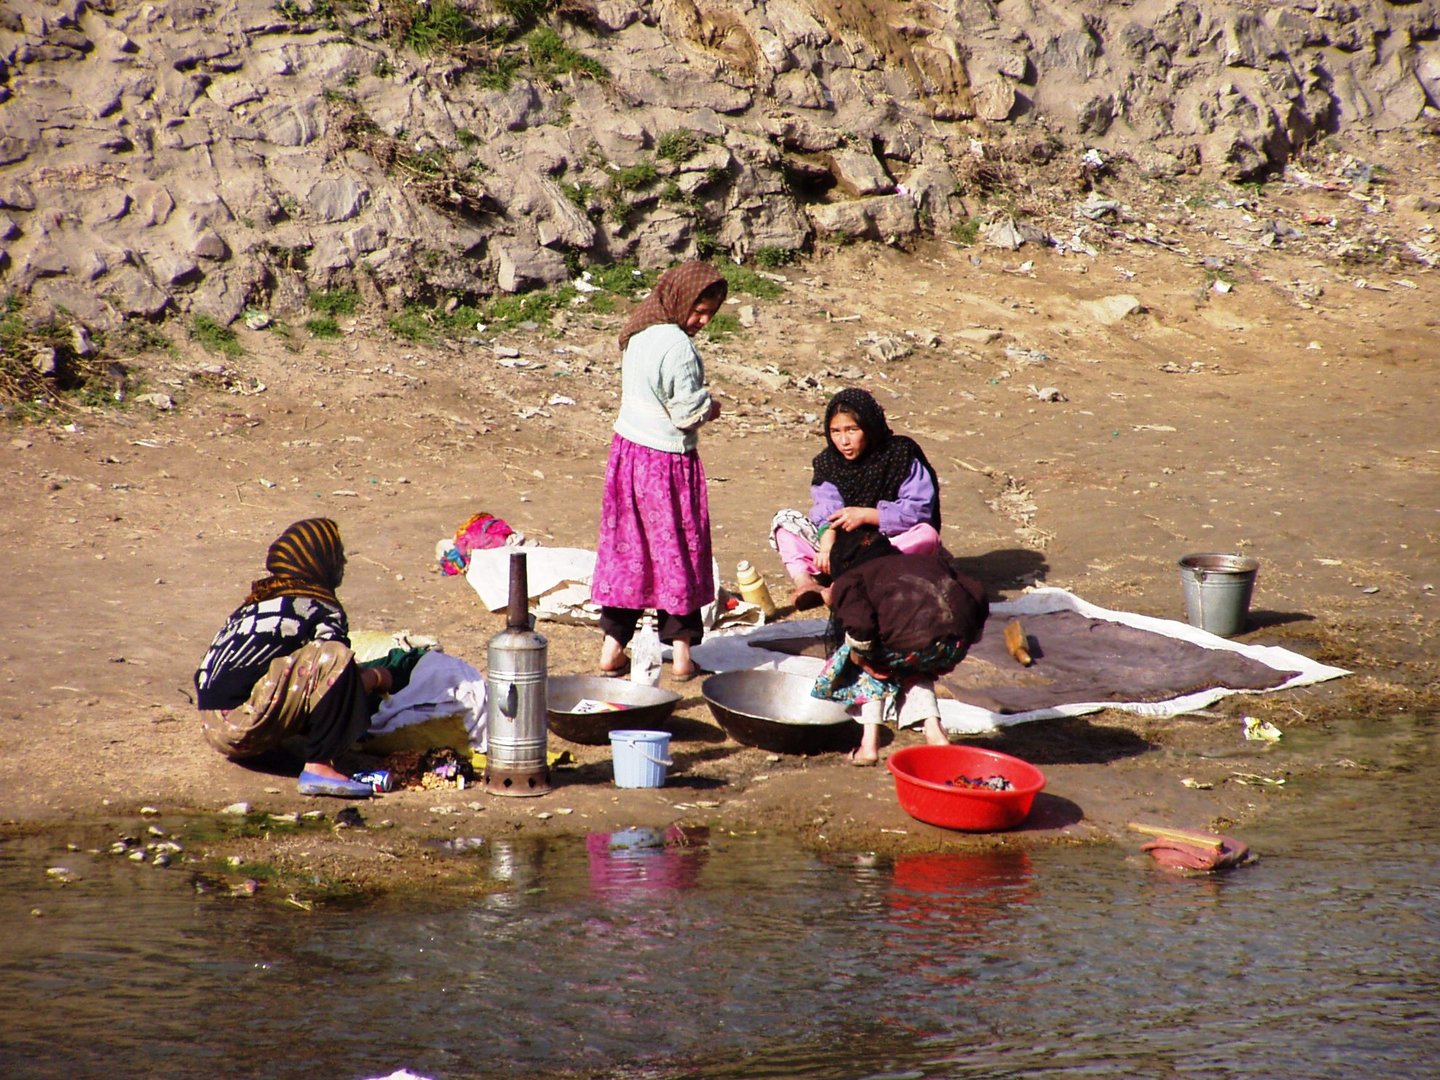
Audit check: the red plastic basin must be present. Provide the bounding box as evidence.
[886,744,1046,832]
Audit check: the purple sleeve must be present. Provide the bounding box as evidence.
[809,482,843,526]
[877,460,936,535]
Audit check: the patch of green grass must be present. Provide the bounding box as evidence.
[456,128,478,148]
[397,146,449,177]
[496,0,555,32]
[482,284,579,330]
[374,55,395,78]
[0,293,28,352]
[387,286,582,342]
[305,317,342,339]
[560,180,596,210]
[107,319,174,357]
[309,287,358,316]
[753,246,796,269]
[388,308,436,342]
[655,129,702,163]
[476,53,523,91]
[584,260,655,294]
[704,311,741,340]
[401,0,476,54]
[716,261,782,300]
[190,314,243,357]
[275,0,334,21]
[526,27,608,81]
[950,217,980,246]
[608,161,656,191]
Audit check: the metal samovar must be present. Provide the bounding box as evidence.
[483,552,550,796]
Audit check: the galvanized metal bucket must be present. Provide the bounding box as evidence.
[1178,552,1259,638]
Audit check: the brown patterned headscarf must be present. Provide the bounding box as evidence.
[243,517,345,607]
[617,260,728,351]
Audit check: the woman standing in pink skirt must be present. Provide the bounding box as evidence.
[592,261,728,682]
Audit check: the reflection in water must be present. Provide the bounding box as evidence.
[585,826,708,901]
[1,716,1438,1079]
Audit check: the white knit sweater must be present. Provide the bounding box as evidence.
[612,323,714,453]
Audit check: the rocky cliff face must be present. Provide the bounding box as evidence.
[1,0,1436,330]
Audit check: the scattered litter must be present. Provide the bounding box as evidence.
[1180,777,1213,790]
[497,357,541,369]
[1212,279,1233,294]
[1028,384,1066,402]
[1360,585,1380,594]
[1076,193,1122,220]
[546,394,576,406]
[856,332,913,363]
[1243,716,1283,742]
[1004,346,1050,366]
[1230,772,1286,787]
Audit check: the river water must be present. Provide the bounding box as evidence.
[2,714,1436,1080]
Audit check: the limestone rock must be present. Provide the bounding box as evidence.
[808,195,918,242]
[827,146,894,197]
[1079,294,1144,325]
[495,240,569,293]
[308,177,369,224]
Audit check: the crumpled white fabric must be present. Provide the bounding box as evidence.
[367,650,488,752]
[464,546,766,631]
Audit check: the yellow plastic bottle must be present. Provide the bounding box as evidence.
[735,560,777,617]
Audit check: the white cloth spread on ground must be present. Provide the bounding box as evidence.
[688,587,1350,736]
[464,546,766,630]
[367,650,489,751]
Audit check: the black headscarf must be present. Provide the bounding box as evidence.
[810,388,941,528]
[243,517,345,608]
[829,526,897,579]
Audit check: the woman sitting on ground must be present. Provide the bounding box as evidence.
[194,517,417,799]
[770,386,943,610]
[812,526,989,766]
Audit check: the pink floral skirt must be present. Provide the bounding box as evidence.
[591,435,713,615]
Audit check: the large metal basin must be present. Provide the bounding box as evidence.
[700,670,858,755]
[547,676,681,745]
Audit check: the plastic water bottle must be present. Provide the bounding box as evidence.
[735,560,777,617]
[631,618,663,687]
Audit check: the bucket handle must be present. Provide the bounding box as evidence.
[638,751,673,767]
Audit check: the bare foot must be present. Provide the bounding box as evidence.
[847,748,879,767]
[598,635,628,674]
[923,716,950,746]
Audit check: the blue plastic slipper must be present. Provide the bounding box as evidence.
[297,770,374,798]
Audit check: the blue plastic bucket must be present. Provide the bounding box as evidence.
[609,729,672,789]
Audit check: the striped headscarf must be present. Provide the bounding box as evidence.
[243,517,346,607]
[617,261,728,351]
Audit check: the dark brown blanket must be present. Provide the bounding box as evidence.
[753,609,1298,715]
